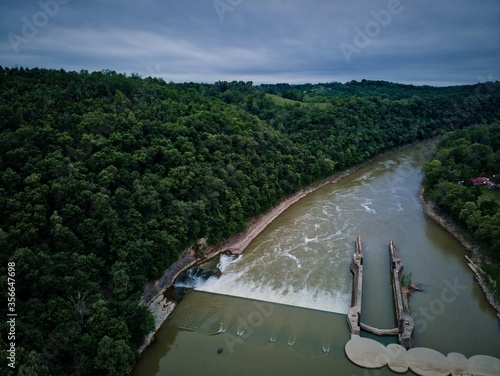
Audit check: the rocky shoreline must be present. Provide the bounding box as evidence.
[419,184,500,316]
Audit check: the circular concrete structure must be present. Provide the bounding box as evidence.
[345,335,500,376]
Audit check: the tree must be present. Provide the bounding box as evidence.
[93,336,135,376]
[459,201,482,231]
[17,350,50,376]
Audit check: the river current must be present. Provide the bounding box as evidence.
[133,141,500,375]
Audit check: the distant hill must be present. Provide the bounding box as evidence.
[258,79,500,102]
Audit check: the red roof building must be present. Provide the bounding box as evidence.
[470,177,489,185]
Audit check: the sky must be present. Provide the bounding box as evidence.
[1,0,499,86]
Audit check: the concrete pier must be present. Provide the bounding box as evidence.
[345,335,500,376]
[389,240,414,349]
[346,237,363,335]
[345,239,500,375]
[346,238,414,349]
[359,322,399,336]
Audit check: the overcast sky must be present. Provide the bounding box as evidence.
[1,0,499,86]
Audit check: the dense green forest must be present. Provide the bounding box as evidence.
[422,124,500,300]
[258,79,500,102]
[1,67,500,375]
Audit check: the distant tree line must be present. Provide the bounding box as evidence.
[422,124,500,300]
[258,79,500,102]
[1,67,500,375]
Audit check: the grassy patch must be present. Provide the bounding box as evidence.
[479,187,500,203]
[265,94,330,109]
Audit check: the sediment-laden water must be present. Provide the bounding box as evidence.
[133,142,500,376]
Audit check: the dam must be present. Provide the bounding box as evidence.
[345,237,500,375]
[133,142,500,376]
[346,237,413,346]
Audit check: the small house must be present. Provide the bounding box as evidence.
[470,177,489,186]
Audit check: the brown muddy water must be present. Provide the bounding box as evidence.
[133,142,500,376]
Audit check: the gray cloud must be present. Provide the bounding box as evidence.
[1,0,499,85]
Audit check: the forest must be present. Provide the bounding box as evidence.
[422,124,500,300]
[1,67,500,376]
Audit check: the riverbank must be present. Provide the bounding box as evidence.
[202,171,351,258]
[140,172,350,305]
[419,184,500,316]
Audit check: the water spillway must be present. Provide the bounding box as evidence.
[191,164,393,314]
[195,238,353,314]
[190,151,420,316]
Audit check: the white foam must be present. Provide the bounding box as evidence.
[174,254,241,290]
[360,199,377,214]
[355,172,374,182]
[197,274,351,314]
[380,159,397,168]
[272,244,302,269]
[305,236,318,244]
[173,268,206,289]
[217,253,240,272]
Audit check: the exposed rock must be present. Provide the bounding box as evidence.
[402,284,422,297]
[213,267,222,279]
[139,294,176,353]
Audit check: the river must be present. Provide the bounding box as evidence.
[133,141,500,375]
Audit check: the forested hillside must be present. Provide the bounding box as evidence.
[1,67,500,375]
[258,79,500,102]
[422,124,500,300]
